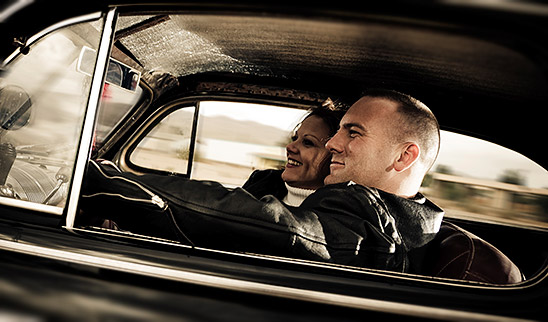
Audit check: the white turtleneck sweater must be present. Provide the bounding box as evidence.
[282,183,316,206]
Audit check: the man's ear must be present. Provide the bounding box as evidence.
[393,143,420,172]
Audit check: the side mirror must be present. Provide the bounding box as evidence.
[0,84,31,132]
[77,46,141,92]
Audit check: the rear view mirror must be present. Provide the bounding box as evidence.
[0,85,31,132]
[77,46,141,92]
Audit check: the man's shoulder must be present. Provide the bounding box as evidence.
[307,182,438,209]
[315,181,379,194]
[302,181,382,207]
[315,182,437,205]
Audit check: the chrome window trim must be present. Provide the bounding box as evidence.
[0,197,63,215]
[2,11,103,66]
[0,0,32,23]
[65,8,117,230]
[76,226,540,291]
[0,237,529,322]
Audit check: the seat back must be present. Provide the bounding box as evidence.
[422,222,523,284]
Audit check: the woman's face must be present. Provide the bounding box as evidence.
[281,115,332,190]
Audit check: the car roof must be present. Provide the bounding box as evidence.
[2,0,548,169]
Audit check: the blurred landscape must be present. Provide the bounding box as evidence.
[135,108,548,228]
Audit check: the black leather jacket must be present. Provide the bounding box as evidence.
[80,160,444,272]
[242,169,287,200]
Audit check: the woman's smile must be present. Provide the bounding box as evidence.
[286,158,302,167]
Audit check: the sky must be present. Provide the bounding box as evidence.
[200,101,306,132]
[433,132,548,189]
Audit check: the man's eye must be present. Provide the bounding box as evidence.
[349,130,360,138]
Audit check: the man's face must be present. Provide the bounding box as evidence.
[324,97,400,189]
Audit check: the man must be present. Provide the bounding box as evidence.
[326,89,440,197]
[80,89,444,272]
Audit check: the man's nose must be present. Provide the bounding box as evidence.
[325,132,342,153]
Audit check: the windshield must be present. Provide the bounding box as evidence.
[0,19,103,211]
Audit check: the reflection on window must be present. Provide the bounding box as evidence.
[0,20,103,210]
[95,83,143,147]
[421,132,548,227]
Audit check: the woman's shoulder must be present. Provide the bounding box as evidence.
[244,169,283,185]
[248,169,283,181]
[242,169,286,199]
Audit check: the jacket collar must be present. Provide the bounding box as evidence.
[377,189,444,249]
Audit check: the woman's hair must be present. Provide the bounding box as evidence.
[303,98,347,137]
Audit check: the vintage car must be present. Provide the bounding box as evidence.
[1,0,548,320]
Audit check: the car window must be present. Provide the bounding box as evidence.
[0,19,103,212]
[192,101,306,186]
[422,132,548,228]
[129,101,307,186]
[130,104,196,174]
[129,100,548,228]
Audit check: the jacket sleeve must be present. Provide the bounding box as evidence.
[80,161,405,271]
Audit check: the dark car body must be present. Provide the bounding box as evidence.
[1,1,548,321]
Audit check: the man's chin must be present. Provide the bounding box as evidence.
[324,174,344,185]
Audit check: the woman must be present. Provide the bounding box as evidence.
[242,101,344,206]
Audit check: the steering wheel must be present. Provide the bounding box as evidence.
[0,144,71,205]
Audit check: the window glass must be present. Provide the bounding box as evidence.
[421,131,548,227]
[192,101,306,186]
[131,106,196,174]
[0,19,103,210]
[129,101,306,186]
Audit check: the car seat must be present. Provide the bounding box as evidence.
[422,222,523,284]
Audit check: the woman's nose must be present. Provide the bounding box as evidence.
[286,140,298,154]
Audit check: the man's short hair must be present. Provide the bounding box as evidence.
[362,88,441,170]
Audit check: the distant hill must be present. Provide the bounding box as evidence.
[198,115,291,147]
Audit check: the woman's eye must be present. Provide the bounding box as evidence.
[290,135,298,142]
[303,139,315,147]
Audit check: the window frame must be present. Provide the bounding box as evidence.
[121,99,200,177]
[64,8,118,231]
